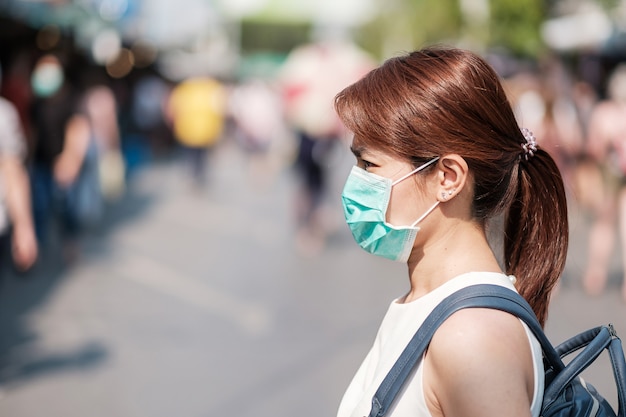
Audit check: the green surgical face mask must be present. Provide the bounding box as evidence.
[341,157,440,262]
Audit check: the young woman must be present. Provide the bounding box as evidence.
[335,47,568,417]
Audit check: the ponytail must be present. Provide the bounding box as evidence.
[504,149,568,327]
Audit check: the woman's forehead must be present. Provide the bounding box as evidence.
[349,137,375,157]
[350,137,397,161]
[350,136,377,154]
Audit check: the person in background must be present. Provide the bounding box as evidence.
[582,64,626,301]
[0,65,38,272]
[29,53,101,260]
[335,47,568,417]
[83,81,125,203]
[128,69,172,159]
[278,38,374,255]
[166,76,226,188]
[228,77,292,187]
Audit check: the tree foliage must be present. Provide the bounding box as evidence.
[354,0,547,59]
[354,0,462,60]
[489,0,546,57]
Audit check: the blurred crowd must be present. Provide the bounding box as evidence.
[503,53,626,300]
[0,27,376,273]
[1,24,626,299]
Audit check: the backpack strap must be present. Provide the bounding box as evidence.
[368,283,564,417]
[546,324,626,416]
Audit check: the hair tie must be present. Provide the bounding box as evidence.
[520,127,537,160]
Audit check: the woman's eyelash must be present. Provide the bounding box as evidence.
[358,159,374,169]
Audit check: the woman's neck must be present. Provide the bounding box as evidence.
[402,221,502,303]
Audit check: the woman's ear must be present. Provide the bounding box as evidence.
[435,154,468,202]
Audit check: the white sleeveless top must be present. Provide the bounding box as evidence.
[336,272,544,417]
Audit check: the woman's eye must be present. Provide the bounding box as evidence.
[358,159,374,170]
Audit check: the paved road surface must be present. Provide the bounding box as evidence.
[0,141,624,417]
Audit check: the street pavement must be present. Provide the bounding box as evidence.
[0,140,625,417]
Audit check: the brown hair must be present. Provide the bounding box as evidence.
[334,46,568,326]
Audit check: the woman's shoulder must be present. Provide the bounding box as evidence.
[424,307,534,416]
[432,306,528,356]
[427,271,532,377]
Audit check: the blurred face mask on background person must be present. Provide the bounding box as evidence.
[31,58,64,98]
[341,157,440,263]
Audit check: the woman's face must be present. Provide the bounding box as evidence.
[350,137,435,227]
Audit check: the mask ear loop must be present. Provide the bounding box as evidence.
[391,157,440,186]
[410,201,440,227]
[390,156,441,228]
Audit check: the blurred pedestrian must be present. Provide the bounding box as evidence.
[29,53,102,260]
[278,38,374,255]
[228,77,292,187]
[129,70,172,158]
[83,81,125,202]
[581,64,626,301]
[166,76,226,187]
[335,47,568,417]
[568,80,600,210]
[0,50,33,145]
[0,74,38,272]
